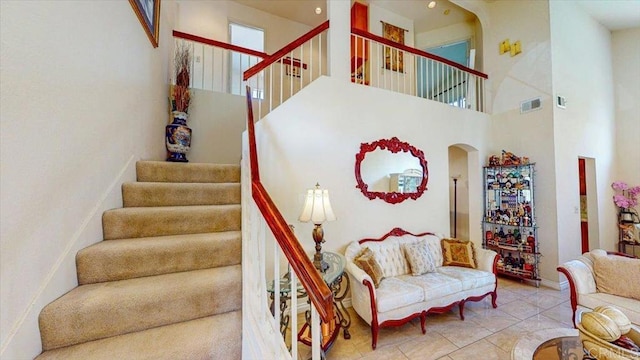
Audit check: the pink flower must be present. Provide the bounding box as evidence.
[612,181,629,191]
[612,181,640,209]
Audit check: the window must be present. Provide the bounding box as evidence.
[229,22,264,98]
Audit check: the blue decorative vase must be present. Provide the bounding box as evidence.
[166,111,191,162]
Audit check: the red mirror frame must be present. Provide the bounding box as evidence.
[355,137,429,204]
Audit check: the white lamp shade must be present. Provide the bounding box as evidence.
[299,187,336,224]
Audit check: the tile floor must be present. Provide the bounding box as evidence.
[296,278,576,360]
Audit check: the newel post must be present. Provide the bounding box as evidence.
[327,0,350,81]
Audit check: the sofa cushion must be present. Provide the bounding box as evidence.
[441,238,477,268]
[368,243,410,278]
[592,252,640,301]
[354,248,385,288]
[399,272,463,300]
[375,277,424,313]
[402,240,436,275]
[436,266,495,291]
[581,292,640,326]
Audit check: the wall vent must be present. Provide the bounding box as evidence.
[520,97,542,114]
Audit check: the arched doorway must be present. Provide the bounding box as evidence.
[448,144,480,241]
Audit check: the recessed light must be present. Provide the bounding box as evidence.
[427,1,437,9]
[315,7,322,15]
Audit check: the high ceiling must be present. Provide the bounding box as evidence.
[231,0,640,32]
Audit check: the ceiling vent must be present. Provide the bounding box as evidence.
[520,97,541,114]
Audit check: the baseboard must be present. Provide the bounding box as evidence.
[0,156,136,359]
[540,278,566,291]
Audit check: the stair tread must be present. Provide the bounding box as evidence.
[136,161,240,183]
[77,231,242,284]
[36,311,241,360]
[40,266,242,350]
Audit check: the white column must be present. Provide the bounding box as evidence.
[327,0,351,81]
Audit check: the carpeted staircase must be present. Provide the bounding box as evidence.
[36,161,242,359]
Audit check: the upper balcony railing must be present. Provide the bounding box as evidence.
[350,28,487,112]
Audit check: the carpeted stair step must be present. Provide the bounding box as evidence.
[136,161,240,183]
[36,310,241,360]
[39,265,241,351]
[122,182,240,207]
[77,231,241,284]
[102,204,241,240]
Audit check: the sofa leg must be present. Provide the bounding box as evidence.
[371,324,378,350]
[458,301,465,320]
[491,291,498,308]
[420,313,426,334]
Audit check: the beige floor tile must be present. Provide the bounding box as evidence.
[447,339,510,360]
[397,332,459,360]
[498,299,542,320]
[433,319,494,348]
[288,277,578,359]
[356,344,409,360]
[466,308,521,332]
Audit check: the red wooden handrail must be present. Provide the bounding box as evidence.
[243,20,330,81]
[173,30,269,59]
[351,27,488,79]
[245,86,334,324]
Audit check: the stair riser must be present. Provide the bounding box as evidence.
[39,266,242,351]
[77,232,241,284]
[136,161,240,183]
[102,205,241,240]
[122,183,240,207]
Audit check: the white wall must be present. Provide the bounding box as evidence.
[550,1,619,266]
[482,0,562,284]
[612,28,640,188]
[175,0,312,54]
[186,89,245,164]
[0,1,176,357]
[415,21,476,51]
[254,76,491,258]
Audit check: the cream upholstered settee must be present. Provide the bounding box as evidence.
[344,228,499,349]
[557,249,640,327]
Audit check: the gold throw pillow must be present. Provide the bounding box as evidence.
[354,247,385,288]
[441,238,477,268]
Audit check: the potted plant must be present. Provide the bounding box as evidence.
[166,42,193,162]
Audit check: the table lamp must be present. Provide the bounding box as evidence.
[299,183,336,272]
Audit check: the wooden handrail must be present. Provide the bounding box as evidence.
[173,30,269,59]
[351,27,488,79]
[243,20,330,81]
[245,86,334,324]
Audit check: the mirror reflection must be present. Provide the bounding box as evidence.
[361,151,422,193]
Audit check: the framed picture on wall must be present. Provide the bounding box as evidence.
[382,21,405,73]
[129,0,161,48]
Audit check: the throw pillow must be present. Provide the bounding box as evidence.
[592,252,640,301]
[402,240,436,275]
[441,238,477,268]
[354,247,385,288]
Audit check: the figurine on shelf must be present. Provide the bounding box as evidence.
[489,155,501,166]
[504,252,515,268]
[527,232,536,249]
[501,150,522,166]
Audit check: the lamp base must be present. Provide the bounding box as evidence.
[314,252,329,273]
[312,224,329,272]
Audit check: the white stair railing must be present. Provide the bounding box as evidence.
[242,86,333,360]
[243,21,330,120]
[172,30,267,96]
